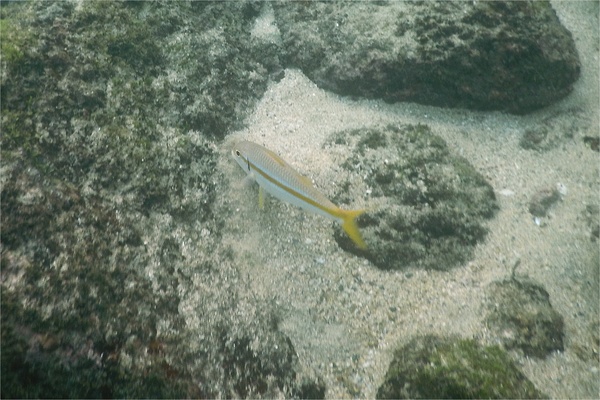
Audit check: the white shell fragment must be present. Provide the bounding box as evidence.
[498,189,515,197]
[556,182,568,196]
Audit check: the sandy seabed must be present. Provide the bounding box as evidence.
[220,2,599,397]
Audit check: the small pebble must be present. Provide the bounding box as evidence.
[556,182,568,196]
[529,187,561,217]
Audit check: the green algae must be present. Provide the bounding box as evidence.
[0,17,29,65]
[377,335,546,399]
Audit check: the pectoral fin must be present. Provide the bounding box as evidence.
[259,186,265,210]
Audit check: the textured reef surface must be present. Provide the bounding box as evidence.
[1,1,593,398]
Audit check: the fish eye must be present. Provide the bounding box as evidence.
[235,150,241,157]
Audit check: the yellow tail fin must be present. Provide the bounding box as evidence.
[340,209,367,250]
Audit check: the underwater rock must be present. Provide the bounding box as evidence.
[215,320,324,399]
[0,151,321,398]
[273,1,580,114]
[376,335,545,399]
[328,124,498,270]
[571,318,600,363]
[528,186,562,217]
[583,136,599,152]
[1,1,277,153]
[0,154,187,398]
[485,278,565,358]
[519,107,588,151]
[1,2,313,398]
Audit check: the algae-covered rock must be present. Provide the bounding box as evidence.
[377,335,545,399]
[0,2,314,398]
[0,155,190,398]
[328,124,497,270]
[485,278,565,358]
[273,1,580,114]
[0,150,322,398]
[1,2,277,145]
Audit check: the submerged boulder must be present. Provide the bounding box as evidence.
[274,1,580,114]
[0,2,313,398]
[328,124,498,270]
[377,335,545,399]
[485,278,565,358]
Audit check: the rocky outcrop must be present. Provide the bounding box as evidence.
[328,124,498,270]
[274,1,580,114]
[377,335,545,399]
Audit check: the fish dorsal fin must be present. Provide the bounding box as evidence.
[262,146,315,188]
[298,174,314,187]
[264,148,288,167]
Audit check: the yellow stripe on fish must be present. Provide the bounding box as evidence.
[232,140,367,250]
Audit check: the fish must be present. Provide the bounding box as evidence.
[232,140,367,250]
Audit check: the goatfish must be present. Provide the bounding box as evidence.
[232,140,367,250]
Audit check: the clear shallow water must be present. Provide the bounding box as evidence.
[1,1,597,398]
